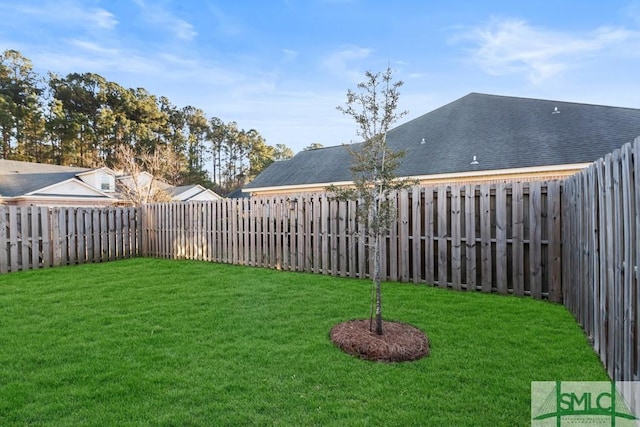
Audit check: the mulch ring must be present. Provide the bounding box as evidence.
[330,319,430,363]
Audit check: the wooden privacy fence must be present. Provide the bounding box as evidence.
[2,150,637,383]
[0,206,141,273]
[142,181,562,300]
[562,136,640,381]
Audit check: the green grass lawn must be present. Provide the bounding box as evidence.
[0,258,607,426]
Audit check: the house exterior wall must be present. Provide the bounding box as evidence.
[1,196,117,208]
[183,190,222,201]
[245,164,588,197]
[36,180,107,197]
[77,169,116,193]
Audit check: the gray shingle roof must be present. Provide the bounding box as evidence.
[0,160,91,197]
[167,185,198,196]
[247,145,354,188]
[245,93,640,189]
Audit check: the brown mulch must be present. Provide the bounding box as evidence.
[330,319,430,363]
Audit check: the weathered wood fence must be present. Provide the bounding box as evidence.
[562,136,640,381]
[142,182,562,300]
[0,206,140,273]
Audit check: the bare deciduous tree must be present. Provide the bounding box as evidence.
[113,145,179,205]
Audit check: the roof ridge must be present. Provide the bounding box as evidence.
[467,92,640,111]
[0,158,91,172]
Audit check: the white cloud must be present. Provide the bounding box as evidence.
[282,49,299,61]
[133,0,197,41]
[90,8,118,29]
[321,46,373,81]
[458,17,640,83]
[174,20,198,41]
[68,40,119,56]
[3,2,117,31]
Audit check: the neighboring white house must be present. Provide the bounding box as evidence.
[169,185,222,202]
[115,173,222,203]
[0,160,116,207]
[77,168,118,193]
[0,159,222,206]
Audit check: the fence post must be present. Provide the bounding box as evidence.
[547,181,562,302]
[0,206,7,273]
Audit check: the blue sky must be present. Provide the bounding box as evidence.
[1,0,639,154]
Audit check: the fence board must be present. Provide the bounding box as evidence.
[170,203,176,259]
[338,200,347,277]
[0,208,8,273]
[231,200,238,264]
[604,154,615,378]
[620,143,634,381]
[495,185,507,294]
[84,209,93,263]
[635,138,640,381]
[450,186,462,290]
[437,186,448,287]
[41,207,51,268]
[20,207,30,270]
[9,207,19,271]
[611,151,623,379]
[464,185,476,291]
[381,198,390,281]
[330,199,338,275]
[166,204,173,259]
[241,200,247,265]
[529,182,542,298]
[480,184,492,292]
[174,203,179,259]
[294,198,303,272]
[412,187,422,284]
[108,209,116,261]
[577,175,587,325]
[60,208,69,265]
[51,208,60,266]
[313,196,320,273]
[596,159,608,369]
[424,189,434,285]
[272,201,278,268]
[399,190,410,282]
[309,197,315,272]
[547,181,562,302]
[30,207,39,268]
[320,196,328,274]
[586,167,599,354]
[512,183,524,296]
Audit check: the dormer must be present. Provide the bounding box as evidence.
[76,167,117,193]
[100,174,116,192]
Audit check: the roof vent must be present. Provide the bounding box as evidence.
[552,107,560,114]
[420,138,426,145]
[470,155,479,165]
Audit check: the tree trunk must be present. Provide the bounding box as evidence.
[373,233,383,335]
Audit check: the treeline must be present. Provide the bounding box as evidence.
[0,50,294,195]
